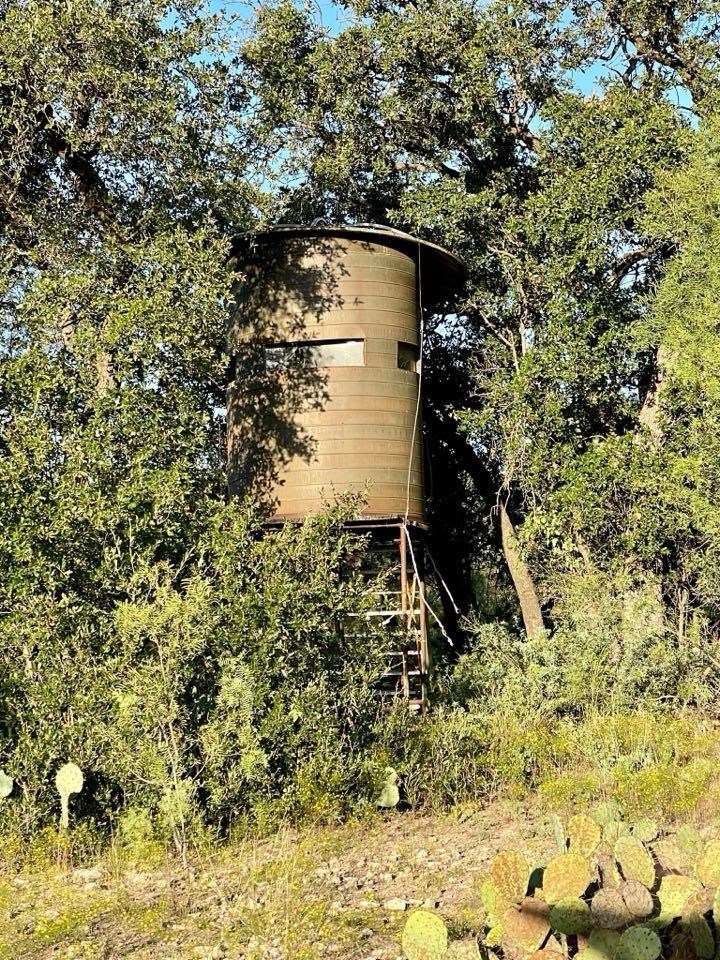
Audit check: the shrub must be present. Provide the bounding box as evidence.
[447,584,714,720]
[0,499,390,842]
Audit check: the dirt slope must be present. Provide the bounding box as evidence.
[0,800,553,960]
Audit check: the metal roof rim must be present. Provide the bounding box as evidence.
[229,222,467,287]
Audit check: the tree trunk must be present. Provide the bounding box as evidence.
[498,501,545,638]
[638,345,669,442]
[424,405,546,638]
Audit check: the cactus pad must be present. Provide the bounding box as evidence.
[583,929,622,960]
[549,897,594,935]
[676,826,704,859]
[652,839,694,874]
[480,878,513,927]
[713,886,720,932]
[531,945,565,960]
[447,942,481,960]
[604,822,631,846]
[695,839,720,888]
[402,910,449,960]
[591,889,632,930]
[503,898,551,954]
[569,815,602,857]
[620,880,653,919]
[615,836,656,889]
[681,912,714,960]
[616,926,661,960]
[592,802,622,827]
[552,814,567,854]
[596,851,623,890]
[654,874,702,929]
[542,853,593,904]
[485,924,504,948]
[632,821,658,844]
[0,771,12,799]
[684,888,714,916]
[376,767,400,808]
[55,762,84,830]
[491,850,530,903]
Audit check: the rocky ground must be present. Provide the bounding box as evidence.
[0,799,557,960]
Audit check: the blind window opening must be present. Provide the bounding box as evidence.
[264,338,364,370]
[397,341,420,372]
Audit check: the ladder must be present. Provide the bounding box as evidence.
[345,521,429,711]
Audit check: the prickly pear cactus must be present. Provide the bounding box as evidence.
[446,942,480,960]
[549,896,594,935]
[569,815,602,858]
[676,826,704,859]
[376,767,400,809]
[490,850,530,903]
[615,836,655,889]
[402,910,448,960]
[596,850,623,890]
[616,926,662,960]
[0,771,12,800]
[684,887,714,917]
[478,815,720,960]
[620,880,653,919]
[695,839,720,888]
[552,814,567,854]
[532,945,565,960]
[485,924,504,948]
[604,821,632,846]
[581,928,622,960]
[591,888,632,930]
[653,874,702,929]
[502,898,550,954]
[592,802,622,827]
[542,853,593,904]
[480,878,511,927]
[680,910,714,960]
[55,762,84,830]
[632,821,658,844]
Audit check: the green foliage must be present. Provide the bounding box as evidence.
[3,0,720,861]
[444,607,713,721]
[239,0,720,652]
[0,502,389,840]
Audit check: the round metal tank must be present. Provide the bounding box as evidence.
[227,225,465,523]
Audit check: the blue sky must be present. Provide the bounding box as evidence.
[205,0,696,110]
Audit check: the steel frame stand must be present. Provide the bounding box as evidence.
[344,518,429,713]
